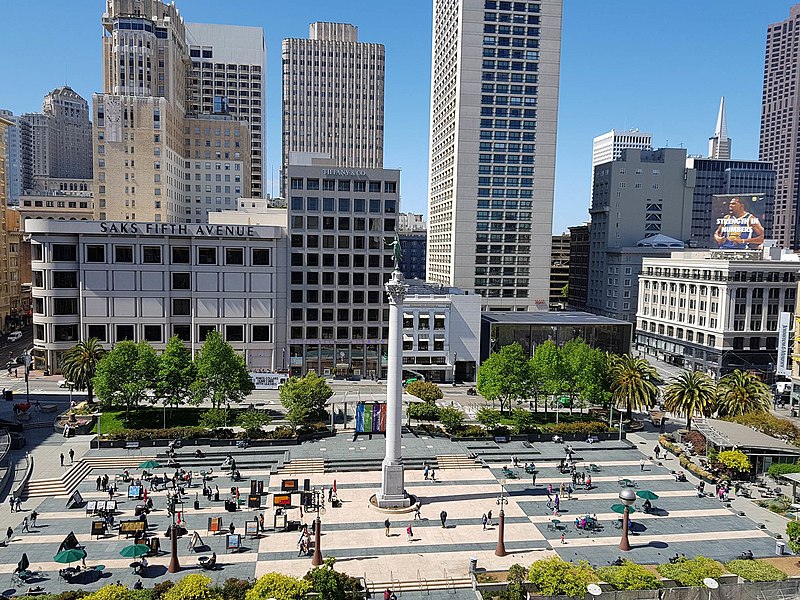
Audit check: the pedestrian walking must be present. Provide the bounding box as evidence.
[487,510,493,525]
[440,510,447,528]
[69,448,75,464]
[566,485,572,500]
[60,453,64,467]
[654,445,661,460]
[640,459,646,472]
[406,525,413,543]
[554,494,560,511]
[108,488,114,501]
[5,526,12,543]
[384,518,391,537]
[414,504,421,520]
[328,487,333,503]
[482,513,488,530]
[560,532,566,544]
[96,476,102,491]
[559,483,565,497]
[548,483,553,495]
[30,510,37,528]
[532,471,537,486]
[21,517,28,533]
[423,463,429,480]
[15,497,20,512]
[8,495,14,513]
[259,513,265,532]
[430,469,436,482]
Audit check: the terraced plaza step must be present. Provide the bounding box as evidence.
[436,454,483,470]
[23,456,155,499]
[366,577,473,594]
[277,457,325,474]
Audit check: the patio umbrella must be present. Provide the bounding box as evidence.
[54,548,87,565]
[17,553,29,573]
[119,544,150,559]
[636,490,659,501]
[139,460,161,469]
[610,504,636,514]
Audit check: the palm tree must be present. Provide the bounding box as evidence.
[716,369,771,417]
[60,338,107,403]
[662,370,716,430]
[609,354,659,420]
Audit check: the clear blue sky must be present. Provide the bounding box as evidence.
[0,1,795,233]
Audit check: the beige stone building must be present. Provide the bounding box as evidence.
[0,117,28,326]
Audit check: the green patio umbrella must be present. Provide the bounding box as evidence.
[610,503,636,514]
[139,460,161,470]
[636,490,659,501]
[119,544,150,559]
[54,548,87,564]
[17,553,29,573]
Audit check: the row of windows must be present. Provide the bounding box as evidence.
[403,339,447,352]
[475,288,529,298]
[290,234,394,250]
[477,166,535,176]
[478,189,534,198]
[289,197,396,213]
[290,271,387,287]
[290,253,392,269]
[484,1,541,12]
[36,244,271,267]
[38,323,270,345]
[289,178,396,193]
[288,326,388,340]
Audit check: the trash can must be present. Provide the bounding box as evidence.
[777,541,786,555]
[4,389,11,402]
[194,500,200,510]
[469,557,478,573]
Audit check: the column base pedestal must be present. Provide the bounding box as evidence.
[377,463,411,508]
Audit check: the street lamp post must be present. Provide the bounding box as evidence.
[618,488,636,551]
[495,478,507,557]
[312,488,324,566]
[168,504,180,573]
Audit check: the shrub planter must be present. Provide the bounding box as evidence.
[91,428,334,449]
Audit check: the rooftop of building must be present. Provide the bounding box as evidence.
[694,418,800,455]
[405,279,468,297]
[650,247,800,264]
[481,311,631,327]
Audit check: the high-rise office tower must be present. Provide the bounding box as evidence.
[708,97,731,160]
[281,23,385,196]
[592,129,652,169]
[0,110,31,205]
[760,4,800,249]
[186,23,266,199]
[427,0,562,311]
[93,0,190,222]
[37,87,93,182]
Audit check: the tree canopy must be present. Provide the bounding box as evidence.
[155,336,197,412]
[191,331,254,409]
[663,370,716,430]
[93,340,158,418]
[609,354,659,419]
[60,337,107,403]
[717,369,771,417]
[279,372,333,428]
[478,342,533,413]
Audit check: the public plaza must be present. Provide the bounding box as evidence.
[0,406,785,597]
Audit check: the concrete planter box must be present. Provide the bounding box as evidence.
[91,428,334,449]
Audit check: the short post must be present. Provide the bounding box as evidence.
[619,488,636,551]
[495,478,507,557]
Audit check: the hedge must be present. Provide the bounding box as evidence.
[679,455,718,483]
[767,463,800,478]
[657,556,724,587]
[725,559,787,582]
[545,421,612,436]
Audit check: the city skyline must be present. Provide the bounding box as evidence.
[0,1,796,233]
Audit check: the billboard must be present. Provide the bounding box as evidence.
[250,372,289,390]
[712,194,766,249]
[355,402,387,433]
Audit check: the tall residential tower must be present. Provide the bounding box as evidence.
[427,0,562,310]
[281,23,385,196]
[760,4,800,249]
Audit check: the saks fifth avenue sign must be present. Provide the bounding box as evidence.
[99,222,257,238]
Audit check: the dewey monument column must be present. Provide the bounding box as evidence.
[377,236,411,508]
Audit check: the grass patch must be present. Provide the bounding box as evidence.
[94,407,241,434]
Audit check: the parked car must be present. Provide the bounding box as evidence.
[6,331,21,343]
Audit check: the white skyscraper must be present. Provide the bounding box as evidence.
[592,129,652,168]
[427,0,562,310]
[186,23,266,198]
[281,22,385,196]
[708,96,731,160]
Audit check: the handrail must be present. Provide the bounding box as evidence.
[417,569,429,596]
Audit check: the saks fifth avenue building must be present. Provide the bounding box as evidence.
[26,219,287,373]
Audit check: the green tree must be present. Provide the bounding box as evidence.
[246,573,311,600]
[609,354,659,420]
[163,574,221,600]
[717,449,751,474]
[279,372,333,429]
[787,521,800,553]
[527,556,598,598]
[478,342,533,414]
[93,340,158,419]
[438,406,465,432]
[716,369,771,417]
[560,339,611,411]
[156,336,198,418]
[60,338,107,403]
[192,331,254,409]
[725,559,787,582]
[405,380,443,403]
[304,557,362,600]
[406,402,440,424]
[663,370,717,430]
[199,408,228,429]
[475,407,503,429]
[560,283,569,298]
[596,561,661,591]
[236,409,272,436]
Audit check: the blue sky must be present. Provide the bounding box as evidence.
[0,1,794,233]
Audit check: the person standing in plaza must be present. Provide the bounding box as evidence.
[384,518,390,537]
[15,497,21,512]
[60,453,64,467]
[440,510,447,528]
[259,513,265,533]
[8,495,13,513]
[414,504,421,520]
[30,510,37,528]
[487,510,493,526]
[69,448,75,464]
[430,469,436,482]
[5,526,12,543]
[640,458,646,472]
[560,532,566,544]
[406,524,413,543]
[654,445,661,460]
[482,513,488,530]
[423,463,429,480]
[96,476,102,491]
[21,517,28,533]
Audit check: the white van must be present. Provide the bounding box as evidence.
[7,331,22,343]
